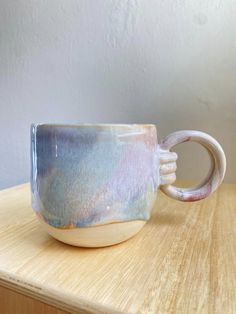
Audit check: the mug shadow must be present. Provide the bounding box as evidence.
[149,209,185,226]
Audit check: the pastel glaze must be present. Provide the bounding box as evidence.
[31,124,226,247]
[31,125,161,229]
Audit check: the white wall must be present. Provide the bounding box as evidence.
[0,0,235,189]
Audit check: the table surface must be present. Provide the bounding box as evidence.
[0,183,235,314]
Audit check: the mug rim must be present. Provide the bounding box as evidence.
[31,123,156,129]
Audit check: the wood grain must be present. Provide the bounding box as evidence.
[0,183,235,313]
[0,285,69,314]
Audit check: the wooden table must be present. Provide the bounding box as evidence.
[0,183,235,314]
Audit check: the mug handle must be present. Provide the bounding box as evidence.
[159,130,226,201]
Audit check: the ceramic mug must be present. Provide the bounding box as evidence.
[31,124,226,247]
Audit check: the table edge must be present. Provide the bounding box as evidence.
[0,270,123,314]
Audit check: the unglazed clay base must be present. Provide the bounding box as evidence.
[40,220,146,247]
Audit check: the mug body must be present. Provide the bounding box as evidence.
[31,124,159,246]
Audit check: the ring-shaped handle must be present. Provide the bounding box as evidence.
[160,130,226,201]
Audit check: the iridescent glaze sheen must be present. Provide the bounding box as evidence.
[31,124,160,228]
